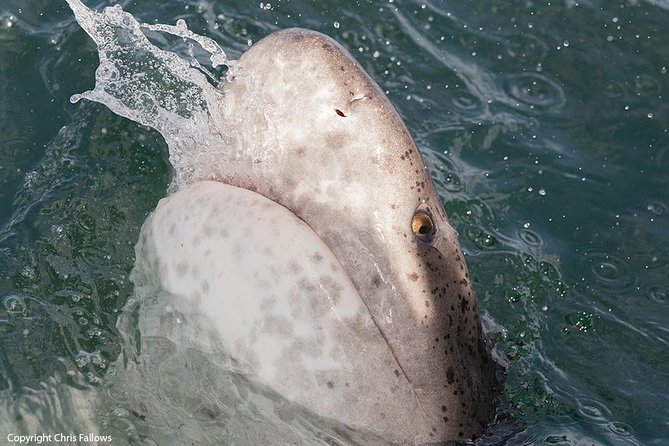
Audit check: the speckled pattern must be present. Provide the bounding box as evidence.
[134,181,444,442]
[134,29,498,444]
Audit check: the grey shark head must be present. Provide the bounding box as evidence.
[134,27,498,446]
[209,29,499,441]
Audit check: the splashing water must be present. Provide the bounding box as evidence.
[64,0,271,189]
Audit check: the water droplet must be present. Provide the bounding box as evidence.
[0,14,16,30]
[333,21,340,29]
[70,93,84,104]
[646,201,666,215]
[565,311,593,332]
[506,290,519,303]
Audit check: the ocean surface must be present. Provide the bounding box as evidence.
[1,0,668,444]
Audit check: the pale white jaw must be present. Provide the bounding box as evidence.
[133,181,438,443]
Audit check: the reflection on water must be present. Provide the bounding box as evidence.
[0,0,668,444]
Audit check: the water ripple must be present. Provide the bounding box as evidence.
[644,284,669,305]
[607,421,634,437]
[504,73,566,111]
[517,228,544,249]
[575,397,612,424]
[579,250,637,292]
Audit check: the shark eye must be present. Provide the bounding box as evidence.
[411,210,435,243]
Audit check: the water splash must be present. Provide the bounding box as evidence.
[64,0,244,189]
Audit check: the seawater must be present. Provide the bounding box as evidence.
[1,0,668,445]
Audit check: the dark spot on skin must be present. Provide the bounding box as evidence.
[203,225,215,237]
[197,405,222,420]
[289,261,301,274]
[175,261,189,277]
[394,369,400,377]
[264,316,293,337]
[371,274,382,287]
[407,272,419,282]
[130,409,146,421]
[327,381,335,389]
[335,108,346,117]
[447,366,455,384]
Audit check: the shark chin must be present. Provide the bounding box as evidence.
[130,28,500,444]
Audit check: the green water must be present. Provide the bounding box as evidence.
[1,0,668,444]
